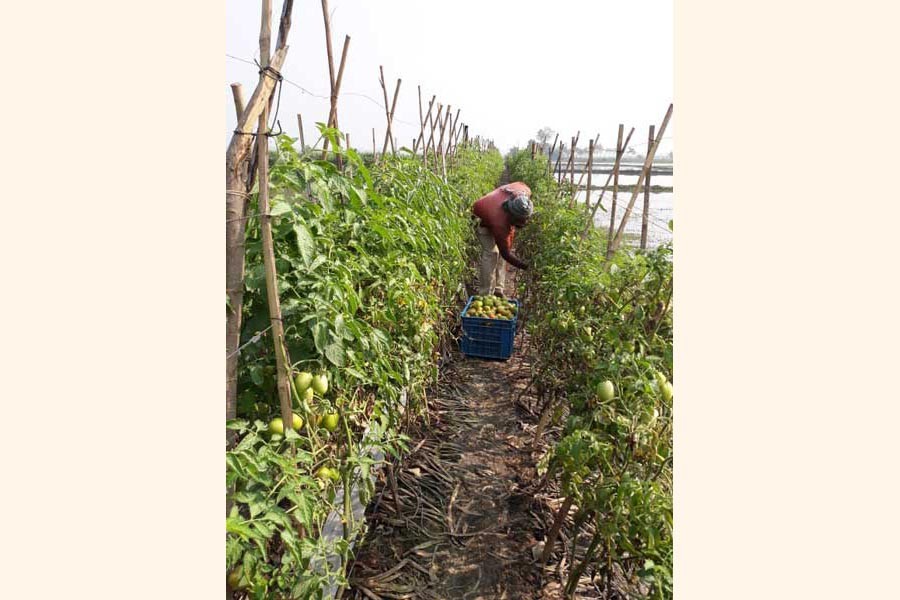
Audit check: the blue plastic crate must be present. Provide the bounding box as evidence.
[459,296,520,360]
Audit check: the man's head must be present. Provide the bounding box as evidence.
[503,193,533,227]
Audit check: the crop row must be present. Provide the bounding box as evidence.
[509,148,674,598]
[226,128,504,598]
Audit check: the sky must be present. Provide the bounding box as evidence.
[226,0,673,156]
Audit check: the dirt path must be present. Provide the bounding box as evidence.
[345,270,562,599]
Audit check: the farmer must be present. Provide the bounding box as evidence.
[472,181,533,297]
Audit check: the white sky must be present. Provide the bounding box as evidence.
[226,0,673,155]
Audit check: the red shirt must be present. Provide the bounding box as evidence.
[472,182,531,269]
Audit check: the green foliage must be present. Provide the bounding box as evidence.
[511,147,673,599]
[228,128,503,599]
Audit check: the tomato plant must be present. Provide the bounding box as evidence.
[227,127,504,598]
[509,147,673,598]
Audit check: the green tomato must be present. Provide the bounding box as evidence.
[597,380,615,403]
[312,374,329,395]
[294,371,313,392]
[321,413,340,432]
[292,413,303,430]
[316,466,341,482]
[661,382,673,403]
[268,417,284,436]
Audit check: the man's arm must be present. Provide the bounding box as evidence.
[494,226,528,270]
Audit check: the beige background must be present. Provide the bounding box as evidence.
[1,0,898,597]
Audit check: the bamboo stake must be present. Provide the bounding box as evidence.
[321,0,336,90]
[449,108,461,156]
[296,113,306,151]
[322,35,350,158]
[379,70,401,155]
[372,127,376,160]
[437,104,450,179]
[542,494,575,564]
[417,95,436,165]
[640,124,655,249]
[547,133,559,175]
[414,85,424,155]
[225,9,292,439]
[582,127,635,237]
[256,0,292,438]
[425,102,440,163]
[574,133,601,191]
[377,66,392,160]
[583,139,594,215]
[230,83,245,120]
[554,143,564,181]
[610,103,673,254]
[606,124,624,258]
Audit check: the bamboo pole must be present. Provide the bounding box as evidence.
[322,35,350,158]
[372,127,376,160]
[583,139,594,215]
[377,66,392,160]
[582,127,635,237]
[640,124,655,249]
[296,113,306,151]
[230,84,245,121]
[414,85,424,155]
[548,133,559,175]
[256,1,292,437]
[449,108,461,156]
[574,133,601,191]
[606,124,624,258]
[610,103,673,254]
[321,0,336,90]
[417,95,436,165]
[542,494,575,564]
[425,101,440,163]
[225,6,292,439]
[554,143,564,181]
[379,70,401,155]
[437,104,450,179]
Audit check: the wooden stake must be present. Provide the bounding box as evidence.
[610,103,673,254]
[379,70,401,155]
[414,85,424,154]
[322,34,350,158]
[584,139,594,215]
[372,127,376,160]
[554,143,564,181]
[583,127,634,237]
[417,95,436,165]
[574,133,601,191]
[226,45,291,439]
[230,83,245,120]
[377,66,392,160]
[296,113,306,151]
[425,101,441,163]
[257,0,292,438]
[437,104,450,179]
[449,108,461,156]
[542,494,575,564]
[321,0,336,91]
[640,124,655,249]
[606,124,624,258]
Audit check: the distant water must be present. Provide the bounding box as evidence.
[569,169,673,249]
